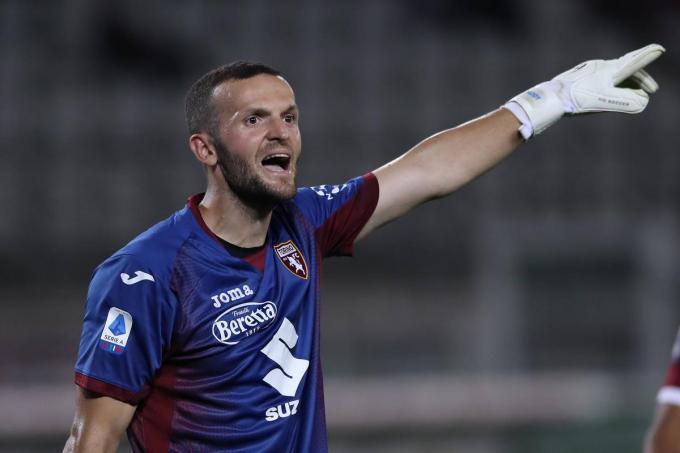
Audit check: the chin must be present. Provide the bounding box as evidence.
[265,175,297,199]
[272,184,297,202]
[230,172,297,208]
[246,183,297,207]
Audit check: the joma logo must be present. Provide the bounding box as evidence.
[210,284,254,308]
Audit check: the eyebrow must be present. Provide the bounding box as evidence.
[243,104,298,117]
[283,104,298,114]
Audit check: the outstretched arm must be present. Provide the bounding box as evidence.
[359,108,521,238]
[357,43,664,240]
[63,387,136,453]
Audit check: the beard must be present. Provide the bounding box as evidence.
[213,138,297,209]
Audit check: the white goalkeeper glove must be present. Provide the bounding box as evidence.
[504,43,665,140]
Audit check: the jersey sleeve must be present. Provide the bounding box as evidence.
[74,253,177,405]
[294,173,379,257]
[658,327,680,406]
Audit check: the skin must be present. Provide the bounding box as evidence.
[645,404,680,453]
[63,389,136,453]
[64,73,522,452]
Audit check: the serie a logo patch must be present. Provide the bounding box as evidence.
[99,307,133,355]
[274,240,308,279]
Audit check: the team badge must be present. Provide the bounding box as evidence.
[99,307,133,355]
[274,240,308,279]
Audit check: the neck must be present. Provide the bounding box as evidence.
[199,184,273,248]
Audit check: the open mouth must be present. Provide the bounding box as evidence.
[261,153,291,173]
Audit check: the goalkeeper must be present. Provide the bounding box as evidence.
[65,44,664,453]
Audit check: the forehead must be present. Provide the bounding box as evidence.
[212,74,295,114]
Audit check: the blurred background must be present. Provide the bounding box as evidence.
[1,0,679,451]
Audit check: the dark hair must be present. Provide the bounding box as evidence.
[185,61,281,136]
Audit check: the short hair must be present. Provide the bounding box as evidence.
[185,61,281,136]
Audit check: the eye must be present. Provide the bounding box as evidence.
[283,113,297,124]
[246,116,259,125]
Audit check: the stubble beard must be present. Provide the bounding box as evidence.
[214,138,297,210]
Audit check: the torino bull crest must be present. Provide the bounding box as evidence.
[274,240,308,279]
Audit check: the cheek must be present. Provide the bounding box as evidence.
[291,128,302,148]
[224,129,262,151]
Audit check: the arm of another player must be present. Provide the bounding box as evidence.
[357,43,665,240]
[63,387,136,453]
[645,403,680,453]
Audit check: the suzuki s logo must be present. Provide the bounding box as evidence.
[274,241,308,280]
[212,302,278,345]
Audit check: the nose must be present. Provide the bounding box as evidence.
[267,118,290,141]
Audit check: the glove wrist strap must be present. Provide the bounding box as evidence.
[503,101,533,140]
[507,82,565,139]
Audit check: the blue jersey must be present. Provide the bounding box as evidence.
[74,174,379,453]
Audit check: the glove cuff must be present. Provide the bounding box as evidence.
[507,82,565,139]
[502,101,533,140]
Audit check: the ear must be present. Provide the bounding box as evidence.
[189,133,218,166]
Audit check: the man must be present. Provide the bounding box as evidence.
[64,44,664,452]
[645,328,680,452]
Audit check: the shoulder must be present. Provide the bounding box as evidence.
[94,206,196,285]
[287,174,377,224]
[293,179,356,205]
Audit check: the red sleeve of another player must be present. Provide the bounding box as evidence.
[316,173,379,257]
[665,360,680,387]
